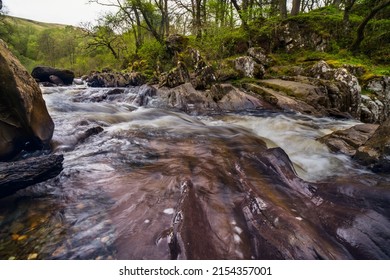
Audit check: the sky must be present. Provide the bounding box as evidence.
[3,0,118,26]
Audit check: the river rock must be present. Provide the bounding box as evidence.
[155,82,268,114]
[31,66,74,85]
[0,154,63,198]
[86,71,145,87]
[319,124,379,156]
[354,119,390,172]
[0,40,54,160]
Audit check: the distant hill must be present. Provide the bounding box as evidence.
[4,15,70,30]
[0,14,91,74]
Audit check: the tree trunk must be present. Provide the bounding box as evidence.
[0,154,63,198]
[279,0,288,19]
[231,0,250,30]
[291,0,301,16]
[350,0,390,52]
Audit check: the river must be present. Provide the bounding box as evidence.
[0,85,389,259]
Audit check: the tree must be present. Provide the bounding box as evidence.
[350,0,390,51]
[81,17,123,60]
[291,0,301,16]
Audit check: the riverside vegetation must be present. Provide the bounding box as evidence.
[0,0,390,260]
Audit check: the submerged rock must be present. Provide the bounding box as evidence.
[0,40,54,160]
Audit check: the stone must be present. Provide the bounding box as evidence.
[318,124,379,156]
[275,21,330,53]
[165,34,189,55]
[307,61,361,119]
[86,71,145,87]
[247,47,269,66]
[159,61,190,88]
[354,119,390,172]
[31,66,74,85]
[234,56,265,79]
[0,40,54,160]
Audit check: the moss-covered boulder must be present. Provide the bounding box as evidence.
[0,40,54,160]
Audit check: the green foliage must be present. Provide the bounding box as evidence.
[137,38,169,71]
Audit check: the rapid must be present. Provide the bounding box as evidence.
[0,85,389,260]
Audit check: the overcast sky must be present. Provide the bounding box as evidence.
[3,0,118,26]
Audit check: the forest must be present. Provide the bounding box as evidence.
[0,0,389,78]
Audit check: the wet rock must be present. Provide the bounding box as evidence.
[0,154,63,198]
[0,40,54,160]
[155,82,267,114]
[159,61,191,88]
[249,79,331,115]
[86,71,145,87]
[31,66,74,85]
[234,56,265,79]
[319,124,379,156]
[354,119,390,172]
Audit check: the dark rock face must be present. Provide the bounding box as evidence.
[0,154,63,198]
[156,83,268,114]
[165,34,189,55]
[159,61,191,88]
[319,124,379,156]
[275,21,329,53]
[306,61,361,119]
[0,40,54,160]
[31,66,74,85]
[86,71,145,87]
[354,119,390,173]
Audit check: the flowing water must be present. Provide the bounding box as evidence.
[0,85,389,259]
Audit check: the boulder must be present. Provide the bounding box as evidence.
[359,95,385,124]
[165,34,189,55]
[234,56,265,79]
[354,119,390,173]
[159,61,190,88]
[306,61,361,119]
[86,71,145,87]
[0,40,54,160]
[247,47,270,66]
[318,124,379,156]
[31,66,74,85]
[155,82,268,114]
[275,21,330,53]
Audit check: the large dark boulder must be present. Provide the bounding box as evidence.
[0,40,54,160]
[31,66,75,85]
